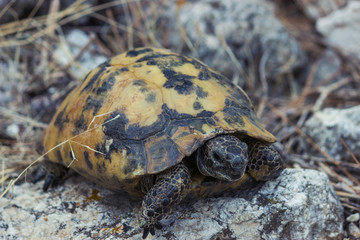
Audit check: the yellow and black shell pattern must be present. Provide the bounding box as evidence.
[44,47,276,195]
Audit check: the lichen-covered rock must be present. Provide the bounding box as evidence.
[0,169,343,239]
[161,0,306,86]
[316,1,360,60]
[304,106,360,162]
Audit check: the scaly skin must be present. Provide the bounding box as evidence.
[139,162,191,239]
[197,135,285,182]
[246,141,285,181]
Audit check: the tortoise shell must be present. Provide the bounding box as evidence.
[44,47,276,195]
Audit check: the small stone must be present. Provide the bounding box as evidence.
[6,123,20,138]
[346,213,360,222]
[312,50,342,86]
[66,30,91,48]
[348,222,360,238]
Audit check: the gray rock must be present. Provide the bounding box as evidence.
[316,1,360,60]
[312,50,342,86]
[0,169,343,239]
[304,106,360,161]
[296,0,348,20]
[347,222,360,239]
[346,213,359,222]
[5,123,20,138]
[162,0,306,87]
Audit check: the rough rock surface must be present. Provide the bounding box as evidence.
[0,169,343,239]
[296,0,348,20]
[316,1,360,60]
[304,106,360,162]
[162,0,306,85]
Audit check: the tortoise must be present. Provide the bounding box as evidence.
[34,47,285,238]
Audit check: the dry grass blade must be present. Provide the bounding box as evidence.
[0,1,88,41]
[0,106,48,129]
[336,191,360,200]
[0,0,145,48]
[341,138,360,165]
[313,77,352,111]
[0,0,17,20]
[342,203,360,212]
[257,50,270,117]
[106,9,126,53]
[46,0,60,36]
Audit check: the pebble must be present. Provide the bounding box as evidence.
[346,213,360,222]
[348,222,360,238]
[6,123,20,138]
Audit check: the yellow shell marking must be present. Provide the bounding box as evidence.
[44,47,276,194]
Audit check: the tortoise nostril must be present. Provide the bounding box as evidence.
[212,152,222,162]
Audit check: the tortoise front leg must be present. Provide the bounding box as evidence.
[139,162,191,239]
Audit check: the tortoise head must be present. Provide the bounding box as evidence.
[196,135,248,182]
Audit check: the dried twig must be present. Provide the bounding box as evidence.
[313,77,352,111]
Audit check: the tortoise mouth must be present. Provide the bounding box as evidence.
[223,169,247,181]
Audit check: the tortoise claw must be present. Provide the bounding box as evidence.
[43,174,55,192]
[150,226,155,236]
[32,161,68,192]
[142,226,150,239]
[32,165,47,184]
[31,164,57,192]
[142,223,159,239]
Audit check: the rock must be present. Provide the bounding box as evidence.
[0,61,24,107]
[162,0,306,87]
[316,1,360,60]
[5,123,20,138]
[347,223,360,239]
[53,29,107,80]
[312,50,342,86]
[303,106,360,161]
[296,0,348,20]
[346,213,359,222]
[0,169,343,239]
